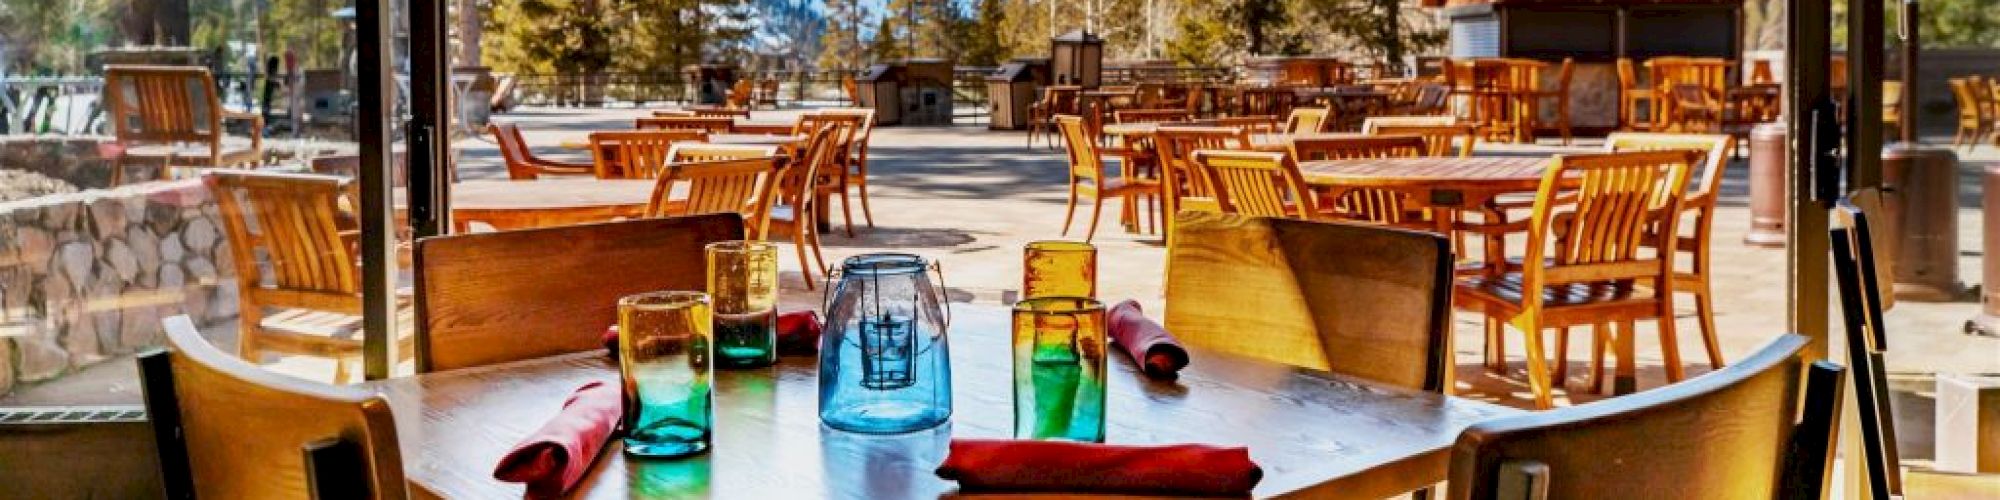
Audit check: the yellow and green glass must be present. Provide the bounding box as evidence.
[706,241,779,368]
[1022,240,1096,300]
[1011,297,1107,442]
[618,291,714,457]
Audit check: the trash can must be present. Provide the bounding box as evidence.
[987,59,1047,130]
[683,64,736,106]
[1969,164,2000,336]
[857,64,902,125]
[901,58,955,126]
[1880,143,1962,301]
[1745,123,1788,247]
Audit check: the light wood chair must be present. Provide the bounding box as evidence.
[794,112,866,237]
[206,170,410,384]
[1616,58,1653,132]
[636,116,734,133]
[841,75,859,106]
[1190,150,1314,220]
[1949,78,1993,149]
[727,79,754,109]
[1445,334,1847,500]
[645,157,779,231]
[1283,106,1331,134]
[144,315,409,499]
[1453,150,1700,409]
[103,65,264,185]
[1529,58,1575,145]
[689,108,752,119]
[489,123,591,180]
[1028,86,1081,149]
[412,214,743,372]
[1113,109,1193,124]
[765,124,842,288]
[588,130,707,179]
[1364,122,1478,158]
[1209,115,1281,134]
[1154,125,1255,227]
[666,143,778,164]
[1165,212,1453,393]
[1289,135,1428,225]
[1601,132,1734,373]
[816,108,879,229]
[1057,115,1158,241]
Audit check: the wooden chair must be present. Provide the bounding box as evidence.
[1882,80,1903,134]
[1283,106,1331,134]
[1190,150,1314,220]
[1831,202,1905,499]
[646,157,779,228]
[1364,122,1478,158]
[1209,115,1281,134]
[489,123,591,180]
[144,316,409,499]
[103,65,264,185]
[1028,86,1081,149]
[1949,78,1993,149]
[765,124,842,287]
[1615,58,1653,131]
[755,78,781,109]
[206,171,410,384]
[726,79,754,109]
[636,116,734,133]
[816,108,880,229]
[689,108,752,119]
[1153,125,1254,224]
[1453,150,1700,409]
[1445,334,1847,500]
[588,130,707,179]
[666,143,778,164]
[841,75,859,106]
[1113,109,1193,124]
[1290,135,1428,225]
[1599,132,1734,375]
[794,112,866,237]
[1529,58,1575,145]
[411,214,743,372]
[1165,212,1453,393]
[652,109,698,118]
[1057,115,1157,241]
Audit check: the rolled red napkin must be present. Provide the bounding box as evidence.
[603,311,823,360]
[1107,300,1191,379]
[936,439,1262,496]
[492,381,621,498]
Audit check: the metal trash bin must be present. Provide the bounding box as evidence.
[987,59,1048,130]
[1880,143,1962,301]
[901,59,954,126]
[1745,123,1788,247]
[857,64,902,125]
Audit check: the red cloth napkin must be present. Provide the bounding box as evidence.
[1107,300,1191,379]
[603,311,822,360]
[492,381,621,498]
[936,439,1262,496]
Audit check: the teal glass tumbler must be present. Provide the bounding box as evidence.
[1011,297,1108,442]
[618,291,714,457]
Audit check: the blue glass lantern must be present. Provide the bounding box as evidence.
[818,254,952,434]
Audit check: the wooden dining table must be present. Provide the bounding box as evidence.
[397,179,679,232]
[1298,155,1553,210]
[365,303,1521,499]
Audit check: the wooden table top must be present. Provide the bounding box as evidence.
[730,120,798,135]
[558,134,801,151]
[365,303,1520,499]
[1299,156,1556,208]
[397,179,664,211]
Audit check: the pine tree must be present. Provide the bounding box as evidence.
[867,15,903,62]
[958,0,1008,65]
[818,0,869,71]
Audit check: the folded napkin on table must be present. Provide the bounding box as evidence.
[492,381,621,498]
[936,439,1262,497]
[603,310,823,360]
[1107,300,1191,379]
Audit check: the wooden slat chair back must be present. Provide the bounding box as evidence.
[1191,150,1314,220]
[648,157,779,234]
[636,116,734,133]
[727,79,754,109]
[1366,124,1478,157]
[144,316,408,499]
[589,130,707,179]
[1290,135,1428,225]
[1114,109,1192,124]
[1284,106,1331,134]
[760,124,840,285]
[1165,212,1453,392]
[1600,132,1736,371]
[1057,115,1110,186]
[1055,115,1157,241]
[489,122,591,179]
[205,170,387,383]
[1446,334,1847,500]
[412,214,744,372]
[667,144,778,164]
[690,108,752,119]
[1154,125,1253,209]
[814,108,880,228]
[103,65,264,184]
[1831,201,1905,499]
[1949,78,1993,148]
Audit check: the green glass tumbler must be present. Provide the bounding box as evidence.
[1011,297,1108,442]
[618,291,714,457]
[706,240,780,368]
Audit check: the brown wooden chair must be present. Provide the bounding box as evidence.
[1113,109,1193,124]
[1601,132,1735,374]
[103,65,264,185]
[1445,334,1847,500]
[636,116,734,133]
[144,315,409,499]
[841,75,860,107]
[1453,150,1700,409]
[1364,122,1478,158]
[1154,125,1254,230]
[1289,135,1428,225]
[1165,212,1453,393]
[588,130,707,179]
[1615,58,1653,132]
[206,170,410,384]
[411,214,743,372]
[755,78,781,109]
[489,123,591,180]
[727,79,754,109]
[1949,78,1993,149]
[816,108,880,229]
[793,112,866,237]
[1528,58,1575,145]
[646,157,779,232]
[1209,115,1281,134]
[689,108,752,119]
[1028,86,1082,149]
[1190,150,1314,220]
[1283,106,1332,134]
[666,143,778,164]
[1057,115,1158,241]
[765,124,842,288]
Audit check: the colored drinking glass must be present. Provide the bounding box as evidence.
[1011,297,1108,442]
[618,291,714,457]
[706,240,780,368]
[1022,240,1096,300]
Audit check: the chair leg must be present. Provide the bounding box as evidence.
[333,358,353,385]
[1658,308,1685,383]
[1588,323,1609,394]
[1553,327,1571,384]
[238,308,262,362]
[837,184,856,238]
[1084,192,1107,243]
[1614,319,1638,395]
[1484,317,1507,373]
[854,163,875,228]
[806,205,829,278]
[1512,317,1556,409]
[1061,184,1080,236]
[792,227,817,291]
[1693,289,1724,369]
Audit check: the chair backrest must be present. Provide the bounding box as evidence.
[590,130,707,179]
[1191,150,1313,219]
[691,108,751,118]
[653,109,698,117]
[1831,201,1905,498]
[412,214,744,372]
[1446,334,1842,500]
[1155,126,1254,205]
[1056,115,1106,185]
[1165,212,1453,391]
[1290,134,1426,161]
[1603,132,1735,202]
[841,76,858,102]
[794,112,863,148]
[815,108,878,145]
[145,315,407,499]
[1284,106,1330,134]
[488,122,549,180]
[650,157,779,227]
[204,171,360,303]
[1616,58,1640,91]
[1361,115,1458,130]
[1552,58,1575,93]
[1114,109,1193,124]
[103,65,223,145]
[636,116,734,132]
[667,143,779,164]
[1366,124,1477,157]
[1519,151,1698,307]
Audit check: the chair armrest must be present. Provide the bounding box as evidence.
[1455,218,1530,235]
